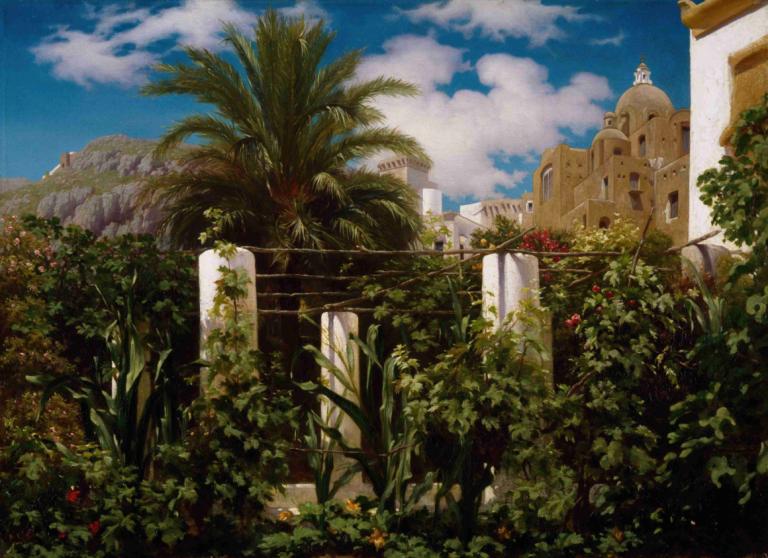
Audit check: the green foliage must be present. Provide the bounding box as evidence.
[303,325,429,514]
[402,309,551,543]
[142,9,426,256]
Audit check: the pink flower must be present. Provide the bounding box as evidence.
[591,285,601,294]
[38,266,45,273]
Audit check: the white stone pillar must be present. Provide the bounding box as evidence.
[482,253,540,331]
[319,312,360,448]
[199,248,258,387]
[682,243,731,280]
[482,252,552,374]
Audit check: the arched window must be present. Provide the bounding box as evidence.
[639,135,647,157]
[648,112,657,121]
[542,165,553,201]
[629,172,640,190]
[599,217,611,229]
[526,200,534,213]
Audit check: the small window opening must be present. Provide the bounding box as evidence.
[629,172,640,190]
[667,191,679,222]
[599,217,611,229]
[682,124,690,154]
[629,191,643,211]
[542,166,553,201]
[639,135,647,157]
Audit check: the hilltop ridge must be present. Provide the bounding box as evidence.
[0,135,189,237]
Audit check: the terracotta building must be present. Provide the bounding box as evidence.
[529,62,691,245]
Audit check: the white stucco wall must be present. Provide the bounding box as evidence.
[421,187,443,216]
[688,6,768,241]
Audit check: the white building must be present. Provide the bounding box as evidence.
[679,0,768,243]
[377,156,526,250]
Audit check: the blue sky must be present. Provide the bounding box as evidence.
[0,0,689,207]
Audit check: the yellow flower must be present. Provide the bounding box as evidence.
[496,525,512,541]
[612,526,624,542]
[345,499,361,514]
[480,238,488,246]
[277,510,293,522]
[369,528,386,550]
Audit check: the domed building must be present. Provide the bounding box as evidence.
[530,61,691,244]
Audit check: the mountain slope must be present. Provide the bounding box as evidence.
[0,135,189,237]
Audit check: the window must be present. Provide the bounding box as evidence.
[629,191,643,211]
[600,176,609,200]
[681,125,690,155]
[639,135,647,157]
[613,147,622,156]
[667,191,679,222]
[629,172,640,190]
[526,200,534,213]
[582,214,587,227]
[599,217,611,229]
[434,240,445,251]
[542,166,553,201]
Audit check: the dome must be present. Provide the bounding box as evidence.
[592,127,629,145]
[616,83,674,118]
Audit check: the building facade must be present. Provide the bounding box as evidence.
[377,156,527,249]
[529,62,691,245]
[679,0,768,244]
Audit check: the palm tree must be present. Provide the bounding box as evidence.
[142,10,429,257]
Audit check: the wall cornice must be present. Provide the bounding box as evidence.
[678,0,766,37]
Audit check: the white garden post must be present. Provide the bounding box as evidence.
[682,243,730,280]
[198,247,258,389]
[319,311,361,448]
[481,252,540,331]
[481,251,552,372]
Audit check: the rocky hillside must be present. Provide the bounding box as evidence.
[0,135,189,237]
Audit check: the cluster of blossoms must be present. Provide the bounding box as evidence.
[1,216,60,278]
[565,284,639,329]
[58,486,101,541]
[519,230,570,262]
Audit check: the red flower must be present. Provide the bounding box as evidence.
[88,520,101,536]
[605,290,615,299]
[65,487,80,504]
[570,313,582,325]
[627,299,638,308]
[58,531,67,541]
[591,285,601,293]
[565,313,581,329]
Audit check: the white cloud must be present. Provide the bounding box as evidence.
[357,35,612,199]
[32,0,261,88]
[279,0,331,24]
[590,31,625,47]
[401,0,592,46]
